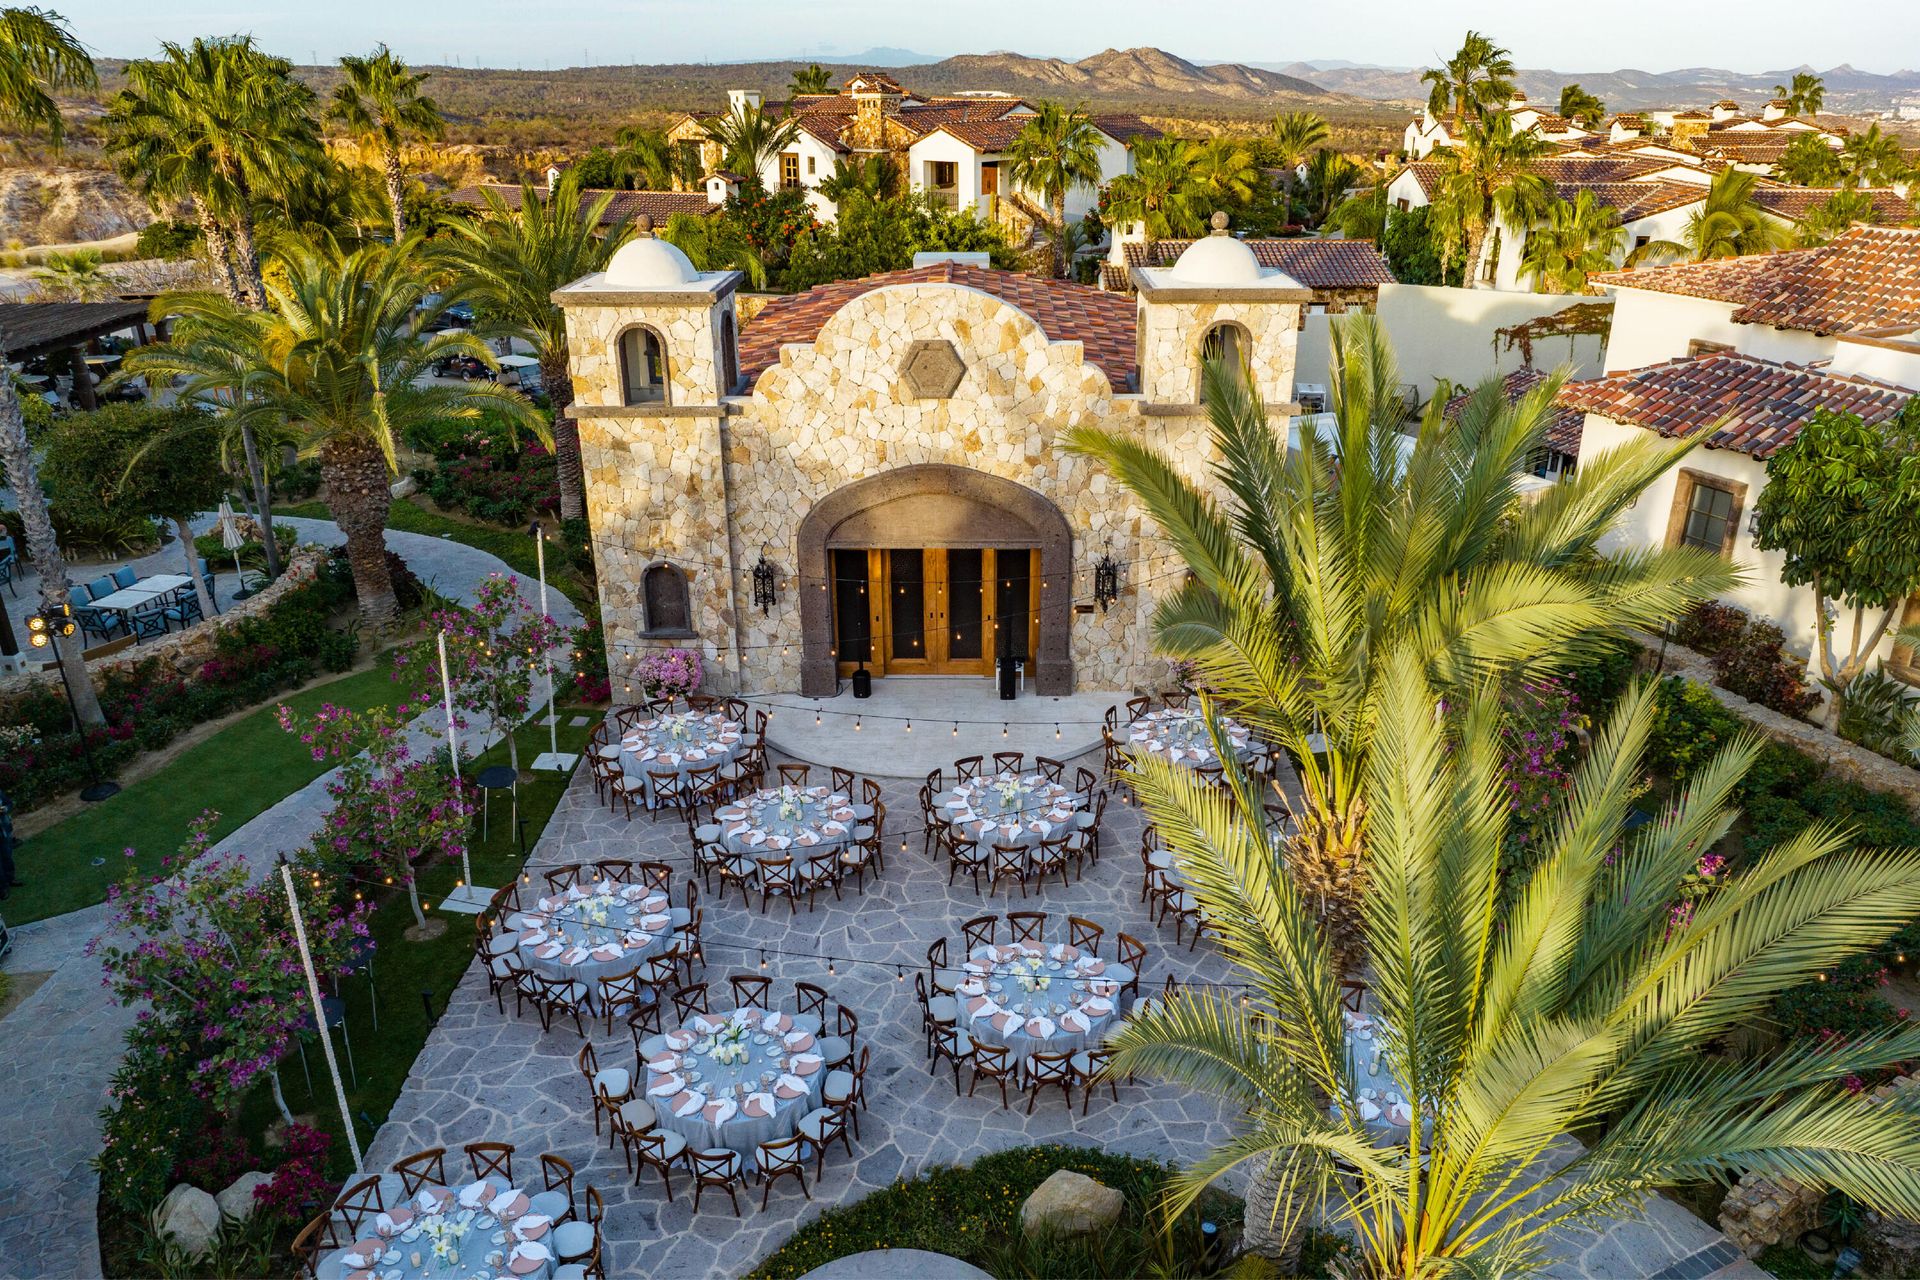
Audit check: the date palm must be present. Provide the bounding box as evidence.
[1110,663,1920,1276]
[1433,112,1552,288]
[1006,101,1104,277]
[328,45,443,242]
[661,209,768,288]
[1840,124,1908,187]
[1557,83,1606,129]
[1300,149,1364,229]
[1269,110,1329,209]
[1775,133,1843,187]
[1773,71,1826,116]
[0,3,102,725]
[1422,30,1516,133]
[1064,312,1739,958]
[788,63,833,96]
[433,173,633,523]
[1103,137,1204,241]
[816,152,901,205]
[1519,191,1626,293]
[126,238,543,627]
[701,100,801,181]
[1639,167,1790,264]
[1191,137,1259,208]
[612,124,697,191]
[1797,188,1880,245]
[105,36,322,308]
[31,248,112,300]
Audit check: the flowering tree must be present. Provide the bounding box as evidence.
[397,573,564,778]
[280,701,473,930]
[634,647,702,703]
[90,812,371,1128]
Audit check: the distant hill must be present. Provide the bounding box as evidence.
[912,47,1335,104]
[1286,61,1920,111]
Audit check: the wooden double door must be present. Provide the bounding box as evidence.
[831,547,1039,677]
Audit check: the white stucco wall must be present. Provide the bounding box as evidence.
[907,132,985,217]
[1600,287,1837,372]
[1829,336,1920,386]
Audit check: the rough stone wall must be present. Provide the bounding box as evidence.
[564,294,731,412]
[0,546,327,704]
[569,279,1285,697]
[1137,297,1301,406]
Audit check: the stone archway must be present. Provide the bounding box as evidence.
[797,465,1074,696]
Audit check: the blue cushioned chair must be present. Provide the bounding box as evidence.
[110,566,137,589]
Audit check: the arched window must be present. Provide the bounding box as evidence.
[642,563,693,635]
[619,326,669,405]
[1200,322,1251,394]
[720,312,740,394]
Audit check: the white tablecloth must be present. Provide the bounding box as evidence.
[508,881,686,1004]
[955,940,1131,1067]
[639,1007,827,1158]
[323,1176,555,1279]
[619,712,745,804]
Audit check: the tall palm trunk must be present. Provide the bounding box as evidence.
[319,436,398,629]
[1051,192,1068,278]
[173,516,217,619]
[1465,214,1494,289]
[1290,790,1369,972]
[238,424,282,582]
[228,190,267,308]
[1241,1154,1307,1272]
[383,147,407,243]
[542,350,585,522]
[194,198,244,304]
[0,373,105,726]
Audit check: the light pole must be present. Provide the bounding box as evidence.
[528,522,578,773]
[25,603,119,802]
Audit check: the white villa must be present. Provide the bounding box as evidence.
[1403,91,1594,158]
[668,73,1160,231]
[1557,226,1920,677]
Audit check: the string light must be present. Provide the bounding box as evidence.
[905,719,913,734]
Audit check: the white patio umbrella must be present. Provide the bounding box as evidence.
[217,499,248,600]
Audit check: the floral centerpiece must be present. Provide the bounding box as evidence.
[634,647,702,703]
[776,784,804,822]
[422,1213,469,1267]
[994,775,1029,808]
[663,712,695,743]
[1013,955,1052,993]
[703,1017,752,1067]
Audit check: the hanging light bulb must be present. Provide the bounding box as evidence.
[1002,722,1009,738]
[905,719,913,734]
[855,716,862,732]
[759,949,767,971]
[952,722,959,736]
[1055,723,1061,740]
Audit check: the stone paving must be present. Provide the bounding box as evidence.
[0,520,579,1280]
[362,738,1767,1280]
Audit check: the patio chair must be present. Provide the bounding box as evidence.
[552,1185,602,1264]
[829,766,857,795]
[671,982,709,1022]
[968,1041,1016,1109]
[531,1153,576,1224]
[110,566,138,589]
[632,1127,688,1200]
[796,1100,854,1176]
[954,755,983,783]
[161,593,203,630]
[758,856,801,915]
[988,843,1029,898]
[1068,916,1105,957]
[332,1175,384,1233]
[926,937,955,996]
[289,1212,341,1280]
[993,750,1024,774]
[1072,1046,1121,1115]
[753,1134,811,1208]
[391,1147,448,1194]
[689,1149,746,1216]
[1007,911,1047,943]
[823,1044,870,1137]
[793,981,830,1020]
[1023,1050,1077,1115]
[465,1140,516,1183]
[961,914,997,952]
[729,973,773,1009]
[129,603,169,642]
[1034,756,1066,783]
[576,1043,630,1146]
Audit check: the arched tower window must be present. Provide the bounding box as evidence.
[619,326,669,405]
[1200,322,1251,394]
[642,562,693,634]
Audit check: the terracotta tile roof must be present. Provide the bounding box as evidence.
[1447,367,1587,457]
[738,264,1139,391]
[1750,186,1914,224]
[1569,180,1709,221]
[1592,249,1818,307]
[1555,351,1913,458]
[1092,115,1164,145]
[448,184,715,227]
[1118,237,1396,289]
[927,117,1032,151]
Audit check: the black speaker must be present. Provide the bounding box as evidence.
[997,657,1017,701]
[851,666,872,698]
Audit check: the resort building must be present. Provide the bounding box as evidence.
[553,217,1308,699]
[667,74,1159,231]
[447,180,723,229]
[1557,226,1920,675]
[1097,233,1398,315]
[1402,92,1593,158]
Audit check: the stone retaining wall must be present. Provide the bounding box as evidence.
[0,546,328,706]
[1631,629,1920,817]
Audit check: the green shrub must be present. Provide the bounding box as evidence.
[1673,601,1820,717]
[96,1038,210,1213]
[1647,678,1747,780]
[1837,667,1918,758]
[193,524,297,571]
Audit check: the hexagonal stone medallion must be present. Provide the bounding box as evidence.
[899,339,967,398]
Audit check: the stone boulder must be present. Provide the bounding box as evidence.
[214,1170,274,1224]
[151,1183,222,1257]
[389,475,418,499]
[1861,1208,1920,1279]
[1019,1169,1125,1238]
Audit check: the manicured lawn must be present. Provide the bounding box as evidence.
[240,711,597,1184]
[8,657,411,925]
[275,499,593,613]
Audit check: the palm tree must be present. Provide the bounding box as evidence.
[1421,30,1516,133]
[1519,191,1626,293]
[661,209,768,288]
[1796,188,1881,245]
[816,152,901,206]
[1557,83,1606,128]
[126,239,542,627]
[105,36,322,308]
[1190,137,1259,209]
[1840,124,1908,187]
[1776,133,1844,186]
[1433,112,1552,288]
[1064,313,1739,956]
[1268,110,1329,208]
[1773,71,1827,116]
[31,248,112,300]
[433,174,633,523]
[1005,102,1105,277]
[788,63,832,96]
[701,100,801,181]
[328,45,443,242]
[1299,149,1364,229]
[0,4,102,726]
[1102,137,1204,242]
[1110,664,1920,1275]
[610,124,696,191]
[1641,168,1791,263]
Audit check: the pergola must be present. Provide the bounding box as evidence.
[0,300,156,410]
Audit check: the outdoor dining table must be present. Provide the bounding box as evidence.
[638,1006,828,1159]
[507,879,686,1006]
[712,786,871,867]
[933,772,1086,858]
[86,573,191,617]
[322,1175,558,1279]
[618,711,745,805]
[955,939,1132,1068]
[1125,707,1260,771]
[1343,1008,1425,1138]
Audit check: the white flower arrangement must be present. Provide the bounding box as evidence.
[422,1215,468,1266]
[705,1019,751,1066]
[995,777,1028,807]
[776,784,803,822]
[1013,956,1052,993]
[666,713,694,742]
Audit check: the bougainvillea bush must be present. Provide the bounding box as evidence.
[1495,676,1588,892]
[417,443,559,527]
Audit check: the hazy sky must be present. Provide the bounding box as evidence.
[54,0,1920,74]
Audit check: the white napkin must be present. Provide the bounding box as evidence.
[1389,1101,1415,1126]
[511,1240,551,1263]
[510,1213,550,1241]
[776,1072,808,1096]
[489,1188,520,1215]
[561,946,590,966]
[414,1189,440,1213]
[646,1053,680,1072]
[768,834,791,850]
[1358,1098,1382,1122]
[342,1243,378,1267]
[743,1091,776,1117]
[1060,1010,1090,1034]
[647,1074,684,1096]
[783,1029,812,1048]
[674,1092,707,1117]
[704,1096,738,1124]
[1082,997,1114,1017]
[458,1179,491,1208]
[1026,1015,1057,1038]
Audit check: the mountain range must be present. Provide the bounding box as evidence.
[1257,61,1920,111]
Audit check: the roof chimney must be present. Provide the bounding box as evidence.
[727,88,763,116]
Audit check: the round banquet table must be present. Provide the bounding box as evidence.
[323,1176,556,1279]
[933,773,1085,856]
[508,880,686,1005]
[638,1007,828,1159]
[713,786,870,864]
[1125,707,1260,770]
[955,939,1132,1068]
[619,711,746,804]
[1342,1008,1425,1137]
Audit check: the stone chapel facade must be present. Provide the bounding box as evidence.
[555,218,1308,700]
